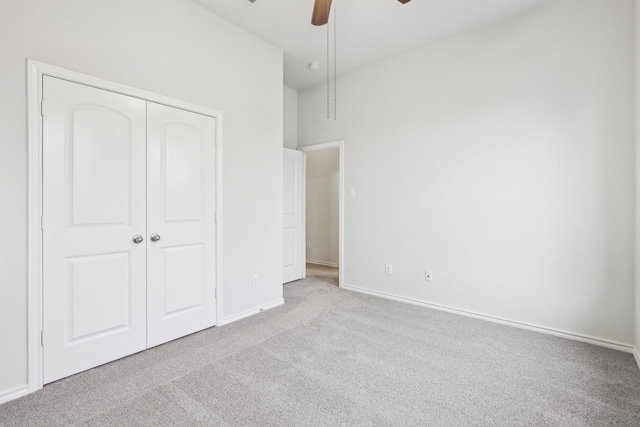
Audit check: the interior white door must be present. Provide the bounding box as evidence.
[283,148,305,283]
[146,102,217,348]
[42,76,147,383]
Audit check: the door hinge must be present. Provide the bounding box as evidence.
[40,101,44,117]
[41,215,44,231]
[41,331,44,346]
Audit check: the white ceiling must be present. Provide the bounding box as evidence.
[192,0,552,90]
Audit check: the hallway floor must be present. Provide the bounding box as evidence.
[305,263,338,286]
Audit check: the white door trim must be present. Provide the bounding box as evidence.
[299,141,344,287]
[283,148,306,283]
[26,59,224,394]
[302,153,307,280]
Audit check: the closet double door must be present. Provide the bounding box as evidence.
[42,76,217,383]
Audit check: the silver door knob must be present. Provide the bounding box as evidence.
[150,233,161,242]
[132,235,144,244]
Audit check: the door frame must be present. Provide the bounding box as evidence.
[300,140,344,287]
[26,60,224,393]
[283,148,307,283]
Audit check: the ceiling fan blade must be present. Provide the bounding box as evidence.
[312,0,332,26]
[398,0,412,3]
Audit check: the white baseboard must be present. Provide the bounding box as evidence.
[634,347,640,370]
[0,384,29,404]
[306,260,339,268]
[220,299,285,326]
[342,284,634,353]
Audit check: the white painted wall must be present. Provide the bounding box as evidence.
[0,0,283,397]
[284,86,298,149]
[299,0,635,345]
[635,0,640,359]
[306,148,340,267]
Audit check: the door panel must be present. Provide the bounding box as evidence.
[71,108,132,225]
[68,252,131,340]
[283,228,297,268]
[164,244,206,315]
[146,102,217,348]
[164,126,204,222]
[283,149,305,283]
[42,76,147,383]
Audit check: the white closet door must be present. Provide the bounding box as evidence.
[146,102,217,348]
[283,149,305,283]
[42,77,147,383]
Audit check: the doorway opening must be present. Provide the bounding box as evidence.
[300,141,344,287]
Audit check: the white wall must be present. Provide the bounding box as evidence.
[0,0,283,397]
[636,0,640,359]
[299,0,635,345]
[306,148,340,267]
[284,86,298,149]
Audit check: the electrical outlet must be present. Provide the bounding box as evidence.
[425,271,433,282]
[252,274,259,286]
[385,264,393,275]
[307,242,311,249]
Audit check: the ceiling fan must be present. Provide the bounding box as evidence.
[312,0,412,26]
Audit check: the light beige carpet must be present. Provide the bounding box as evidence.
[306,262,338,286]
[1,273,640,426]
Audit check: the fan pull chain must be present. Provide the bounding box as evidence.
[334,0,337,120]
[326,0,330,119]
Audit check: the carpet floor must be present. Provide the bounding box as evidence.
[1,271,640,426]
[306,262,339,286]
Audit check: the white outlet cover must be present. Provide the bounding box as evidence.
[385,264,393,275]
[349,188,356,198]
